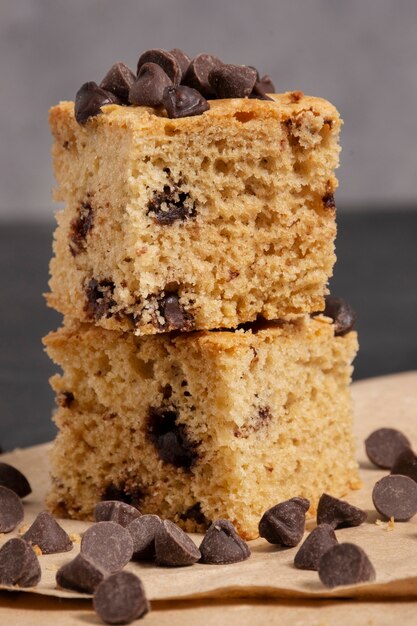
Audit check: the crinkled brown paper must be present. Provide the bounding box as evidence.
[1,372,417,604]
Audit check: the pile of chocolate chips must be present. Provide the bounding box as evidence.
[74,48,275,125]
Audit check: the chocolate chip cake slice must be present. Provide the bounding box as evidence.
[44,314,359,540]
[48,91,340,335]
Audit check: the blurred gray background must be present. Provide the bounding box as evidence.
[1,0,417,217]
[1,0,416,450]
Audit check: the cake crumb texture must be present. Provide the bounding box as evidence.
[44,315,358,539]
[48,94,340,334]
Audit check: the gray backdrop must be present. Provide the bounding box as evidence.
[1,0,416,218]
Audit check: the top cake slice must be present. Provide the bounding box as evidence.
[48,93,340,335]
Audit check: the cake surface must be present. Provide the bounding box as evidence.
[44,314,359,539]
[48,93,340,335]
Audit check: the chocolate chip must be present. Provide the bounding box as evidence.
[0,486,24,532]
[251,74,275,100]
[0,538,41,587]
[84,278,116,320]
[128,514,162,560]
[22,511,73,554]
[81,521,134,572]
[158,293,195,332]
[155,519,201,566]
[75,82,119,125]
[170,48,191,79]
[372,474,417,521]
[102,483,145,509]
[94,501,141,528]
[199,519,250,564]
[56,553,106,594]
[0,462,31,498]
[391,448,417,482]
[294,524,338,571]
[100,62,135,104]
[183,53,223,97]
[147,185,196,225]
[365,428,411,469]
[258,497,310,547]
[317,494,367,529]
[180,503,208,527]
[322,192,336,209]
[209,64,257,99]
[322,296,356,336]
[147,406,197,468]
[56,391,74,408]
[94,571,150,624]
[318,543,376,588]
[69,202,94,256]
[163,85,210,119]
[137,48,182,85]
[251,81,274,101]
[129,62,172,107]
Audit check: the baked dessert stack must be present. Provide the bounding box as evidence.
[44,50,359,539]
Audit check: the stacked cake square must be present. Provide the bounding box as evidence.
[45,54,359,539]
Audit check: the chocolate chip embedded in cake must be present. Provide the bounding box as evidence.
[44,314,358,540]
[48,92,341,335]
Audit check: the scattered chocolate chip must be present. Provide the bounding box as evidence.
[0,538,42,587]
[258,497,310,547]
[100,62,135,104]
[199,519,250,564]
[259,74,275,93]
[56,553,106,594]
[0,462,31,498]
[251,81,274,101]
[157,293,195,332]
[180,503,208,527]
[322,192,336,209]
[183,53,223,98]
[209,64,257,99]
[155,519,201,567]
[147,185,196,225]
[102,483,145,509]
[365,428,411,469]
[75,82,119,125]
[170,48,191,79]
[318,543,375,588]
[391,448,417,482]
[147,406,197,468]
[322,296,356,336]
[56,391,75,408]
[137,48,182,85]
[294,524,338,571]
[84,278,116,320]
[251,74,275,100]
[372,474,417,521]
[22,511,73,554]
[128,514,162,560]
[81,521,134,572]
[0,486,24,532]
[93,571,150,624]
[317,494,367,529]
[129,62,172,107]
[69,202,94,256]
[163,85,209,119]
[94,501,141,528]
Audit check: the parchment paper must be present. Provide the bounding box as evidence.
[1,371,417,602]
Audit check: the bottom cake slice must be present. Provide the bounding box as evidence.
[44,315,359,539]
